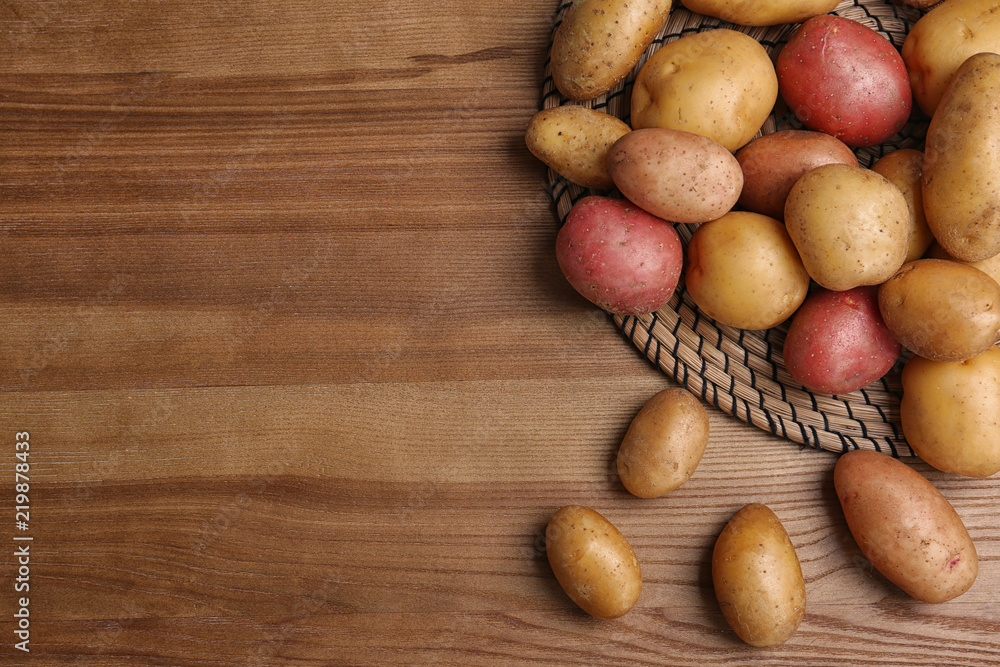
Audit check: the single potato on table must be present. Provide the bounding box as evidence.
[712,504,806,647]
[617,388,710,498]
[902,0,1000,116]
[783,286,901,396]
[524,105,631,189]
[871,149,934,264]
[877,258,1000,363]
[736,129,858,221]
[784,163,910,292]
[922,52,1000,263]
[902,348,1000,478]
[835,450,978,604]
[546,505,642,619]
[630,28,777,152]
[607,128,742,224]
[680,0,839,26]
[685,211,810,330]
[550,0,673,101]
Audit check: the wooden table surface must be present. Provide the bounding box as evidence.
[2,1,1000,664]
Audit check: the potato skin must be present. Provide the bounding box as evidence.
[679,0,839,26]
[871,149,934,264]
[784,163,909,292]
[776,15,911,147]
[550,0,673,101]
[555,196,683,315]
[686,212,810,330]
[834,450,978,603]
[927,242,1000,287]
[736,130,858,221]
[902,348,1000,478]
[783,286,901,396]
[545,505,642,618]
[712,504,806,647]
[617,388,710,498]
[877,259,1000,362]
[608,128,742,224]
[630,29,777,151]
[525,106,631,189]
[902,0,1000,117]
[922,52,1000,263]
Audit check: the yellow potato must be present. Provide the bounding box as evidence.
[550,0,673,101]
[524,105,631,189]
[680,0,839,26]
[902,0,1000,116]
[607,128,742,224]
[927,242,1000,286]
[877,259,1000,362]
[784,163,910,291]
[630,28,777,151]
[712,504,806,647]
[685,211,810,330]
[835,450,978,603]
[617,388,710,498]
[902,348,1000,478]
[922,52,1000,263]
[870,149,933,264]
[545,505,642,619]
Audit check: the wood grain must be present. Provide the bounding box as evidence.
[2,0,1000,664]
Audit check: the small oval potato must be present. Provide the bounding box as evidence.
[834,450,978,603]
[712,504,806,647]
[783,286,901,396]
[550,0,673,101]
[630,29,778,152]
[686,211,809,330]
[617,388,710,498]
[871,149,934,264]
[902,0,1000,116]
[545,505,642,618]
[736,130,858,220]
[902,348,1000,478]
[922,52,1000,263]
[784,163,910,292]
[525,106,631,189]
[608,128,742,224]
[877,259,1000,362]
[556,196,683,316]
[680,0,839,26]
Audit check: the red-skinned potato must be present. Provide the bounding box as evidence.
[555,196,683,315]
[783,285,901,395]
[736,130,858,220]
[776,15,912,147]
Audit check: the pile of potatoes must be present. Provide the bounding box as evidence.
[528,0,1000,647]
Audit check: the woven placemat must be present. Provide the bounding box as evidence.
[540,0,929,455]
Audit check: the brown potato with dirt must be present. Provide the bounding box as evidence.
[835,450,978,603]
